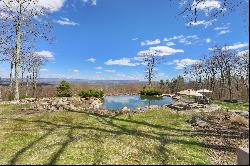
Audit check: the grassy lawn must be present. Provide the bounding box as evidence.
[0,104,211,165]
[212,100,249,111]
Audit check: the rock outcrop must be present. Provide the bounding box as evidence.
[17,97,103,112]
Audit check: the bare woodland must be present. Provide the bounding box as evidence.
[0,0,52,100]
[184,47,249,101]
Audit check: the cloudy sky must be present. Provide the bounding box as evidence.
[0,0,249,81]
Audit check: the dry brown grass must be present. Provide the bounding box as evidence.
[230,115,249,127]
[1,83,144,101]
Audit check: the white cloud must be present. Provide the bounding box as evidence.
[164,35,184,42]
[96,66,103,70]
[87,58,96,63]
[132,38,138,41]
[214,27,229,30]
[208,47,216,51]
[179,35,199,45]
[141,39,161,46]
[186,19,217,28]
[35,50,54,59]
[56,17,79,26]
[223,42,249,50]
[81,0,97,5]
[105,58,140,66]
[206,38,212,43]
[218,30,231,35]
[132,56,144,62]
[172,58,202,69]
[37,0,65,12]
[214,23,231,35]
[164,35,200,45]
[40,68,48,71]
[0,0,65,13]
[0,0,98,16]
[138,46,184,57]
[192,0,221,11]
[166,42,175,46]
[105,70,116,73]
[73,69,79,72]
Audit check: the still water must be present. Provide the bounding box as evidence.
[103,95,172,110]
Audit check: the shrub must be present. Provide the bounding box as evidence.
[56,80,72,97]
[78,89,104,98]
[20,94,32,99]
[139,89,162,96]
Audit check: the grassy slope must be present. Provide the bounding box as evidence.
[0,104,210,165]
[212,100,249,111]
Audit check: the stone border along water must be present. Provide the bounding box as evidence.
[0,97,170,115]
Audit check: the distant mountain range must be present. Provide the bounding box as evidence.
[0,78,142,85]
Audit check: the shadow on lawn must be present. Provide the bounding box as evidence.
[9,128,55,165]
[3,109,247,164]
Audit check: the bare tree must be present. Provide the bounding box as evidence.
[179,0,246,23]
[139,50,161,88]
[236,50,249,100]
[185,45,249,101]
[0,0,53,100]
[1,47,16,87]
[184,60,204,90]
[29,52,46,92]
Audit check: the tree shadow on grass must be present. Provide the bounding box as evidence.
[47,128,74,165]
[3,109,246,164]
[68,110,249,139]
[8,128,55,165]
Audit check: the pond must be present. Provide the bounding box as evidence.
[103,95,172,110]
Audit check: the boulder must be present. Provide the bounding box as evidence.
[229,110,249,118]
[189,115,208,127]
[120,107,131,114]
[90,100,102,109]
[239,111,249,118]
[149,105,159,109]
[122,106,130,111]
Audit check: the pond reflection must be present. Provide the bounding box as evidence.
[103,95,172,110]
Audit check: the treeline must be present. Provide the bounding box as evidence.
[155,46,249,101]
[157,76,186,94]
[184,46,249,101]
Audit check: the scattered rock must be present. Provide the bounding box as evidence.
[90,100,102,110]
[122,107,130,112]
[190,111,249,165]
[189,115,208,127]
[148,105,159,109]
[229,110,249,118]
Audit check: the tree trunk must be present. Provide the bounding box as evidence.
[14,22,21,100]
[25,75,29,96]
[10,61,14,87]
[21,67,25,87]
[0,85,2,101]
[32,68,36,97]
[148,68,152,88]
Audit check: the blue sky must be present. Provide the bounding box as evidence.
[1,0,249,81]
